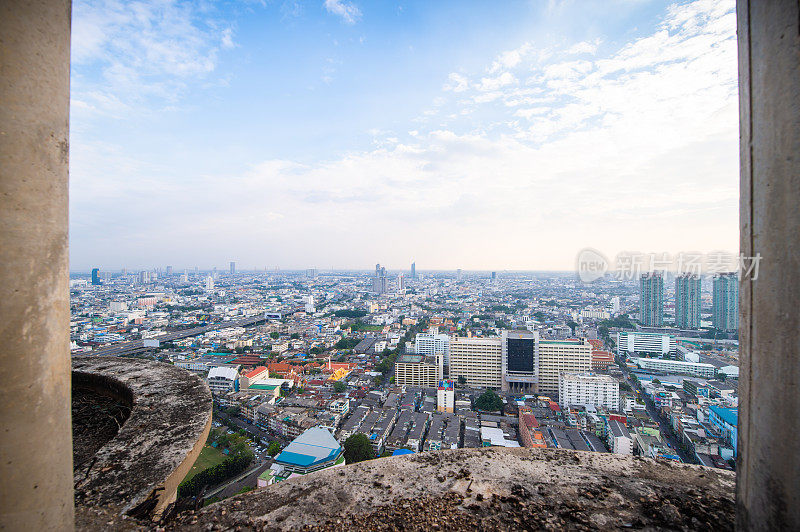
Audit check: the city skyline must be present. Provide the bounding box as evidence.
[70,0,738,271]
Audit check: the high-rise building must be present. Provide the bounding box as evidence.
[491,271,497,282]
[457,268,462,281]
[448,336,503,389]
[411,261,416,279]
[229,261,236,274]
[165,265,173,276]
[91,268,101,285]
[537,338,592,398]
[205,276,215,291]
[675,274,701,329]
[372,264,387,294]
[500,331,592,396]
[501,330,538,393]
[397,273,404,291]
[610,296,620,315]
[713,273,738,331]
[415,327,450,365]
[640,272,664,326]
[306,268,317,279]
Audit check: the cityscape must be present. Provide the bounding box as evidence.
[4,0,799,529]
[70,261,741,501]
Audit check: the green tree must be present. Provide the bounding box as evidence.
[266,441,281,456]
[457,376,467,386]
[291,333,300,339]
[270,332,280,340]
[652,378,661,386]
[344,433,374,464]
[567,320,578,336]
[475,389,504,412]
[332,380,347,393]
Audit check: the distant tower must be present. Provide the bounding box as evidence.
[640,272,664,327]
[491,271,497,282]
[229,261,236,274]
[675,274,701,329]
[397,273,405,291]
[91,268,101,285]
[411,262,416,279]
[457,268,463,281]
[373,264,387,294]
[205,276,215,291]
[713,273,738,331]
[165,265,173,276]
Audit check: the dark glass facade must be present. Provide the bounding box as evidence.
[507,338,535,373]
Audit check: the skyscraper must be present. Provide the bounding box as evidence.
[713,273,738,331]
[640,272,664,327]
[397,272,404,290]
[229,261,236,274]
[457,268,462,281]
[675,274,701,329]
[491,271,497,282]
[372,264,387,294]
[411,261,416,279]
[91,268,101,285]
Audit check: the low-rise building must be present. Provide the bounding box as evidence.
[268,427,345,482]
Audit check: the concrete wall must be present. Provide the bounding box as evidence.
[0,0,74,530]
[737,1,800,530]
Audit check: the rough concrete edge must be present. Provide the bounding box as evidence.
[72,357,212,519]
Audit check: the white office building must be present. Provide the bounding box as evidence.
[415,327,450,365]
[449,336,503,389]
[616,331,676,358]
[632,357,716,378]
[207,366,239,394]
[537,338,592,397]
[559,373,620,411]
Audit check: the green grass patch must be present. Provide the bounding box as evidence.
[183,444,227,483]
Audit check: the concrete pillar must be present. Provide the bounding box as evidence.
[0,1,73,530]
[737,1,800,530]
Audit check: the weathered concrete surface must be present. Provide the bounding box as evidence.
[0,0,73,530]
[72,357,212,520]
[170,447,735,531]
[737,1,800,530]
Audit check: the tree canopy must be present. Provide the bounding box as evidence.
[475,389,504,412]
[332,380,347,393]
[343,433,374,464]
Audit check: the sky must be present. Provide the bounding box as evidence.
[69,0,739,272]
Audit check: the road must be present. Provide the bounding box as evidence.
[203,461,272,500]
[85,315,269,357]
[623,371,694,463]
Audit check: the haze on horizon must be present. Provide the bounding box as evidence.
[69,0,738,273]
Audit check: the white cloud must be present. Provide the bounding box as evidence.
[323,0,362,24]
[71,0,234,115]
[70,0,740,270]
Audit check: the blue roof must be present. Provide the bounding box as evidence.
[392,449,414,456]
[710,405,738,427]
[274,427,342,468]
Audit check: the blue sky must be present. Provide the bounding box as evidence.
[70,0,738,271]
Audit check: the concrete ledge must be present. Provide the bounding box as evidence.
[72,357,212,520]
[170,446,735,530]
